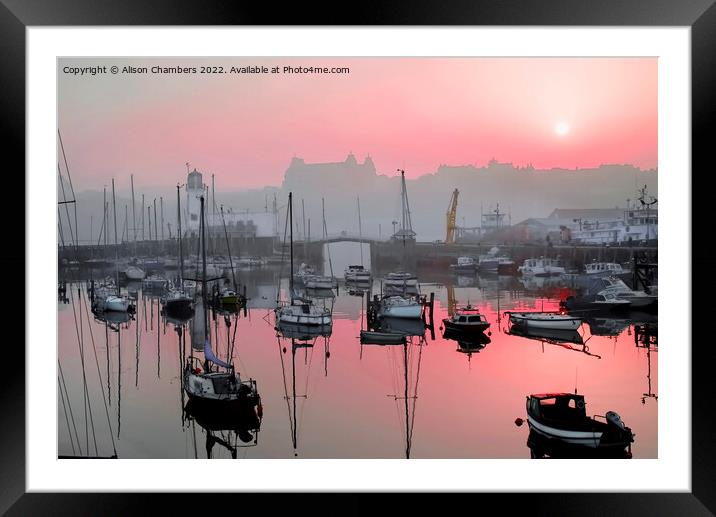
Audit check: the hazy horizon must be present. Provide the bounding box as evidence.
[58,57,657,191]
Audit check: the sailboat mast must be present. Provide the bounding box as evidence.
[289,193,294,296]
[103,187,107,249]
[400,170,406,233]
[131,174,136,248]
[322,197,333,278]
[404,341,409,458]
[177,184,183,284]
[292,340,297,452]
[357,196,363,266]
[211,174,215,256]
[220,206,237,290]
[200,196,208,343]
[111,179,119,294]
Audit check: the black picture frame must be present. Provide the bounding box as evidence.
[4,1,711,514]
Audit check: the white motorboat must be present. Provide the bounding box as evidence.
[378,295,423,319]
[383,271,418,288]
[508,311,582,330]
[345,264,372,282]
[304,275,336,290]
[593,276,657,308]
[518,258,566,277]
[450,256,478,272]
[584,262,629,277]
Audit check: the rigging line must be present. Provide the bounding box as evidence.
[58,360,83,456]
[57,129,77,199]
[76,283,99,456]
[297,341,317,435]
[277,337,295,442]
[79,289,117,456]
[67,280,90,454]
[103,320,111,407]
[58,166,78,250]
[58,375,77,456]
[408,340,424,454]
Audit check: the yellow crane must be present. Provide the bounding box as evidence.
[445,189,459,244]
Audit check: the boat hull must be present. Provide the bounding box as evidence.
[103,295,130,312]
[379,304,422,319]
[509,314,582,330]
[442,319,490,333]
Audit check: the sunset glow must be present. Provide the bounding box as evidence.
[58,57,657,189]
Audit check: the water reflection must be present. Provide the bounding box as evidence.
[58,267,657,459]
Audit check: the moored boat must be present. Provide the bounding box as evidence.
[442,304,490,333]
[450,256,477,273]
[507,311,582,330]
[524,392,634,451]
[518,257,566,277]
[378,295,423,319]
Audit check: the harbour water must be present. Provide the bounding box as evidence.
[58,253,657,459]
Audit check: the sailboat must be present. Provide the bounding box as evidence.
[275,193,333,331]
[345,196,372,285]
[304,197,338,291]
[378,170,422,318]
[183,196,261,409]
[163,184,194,318]
[95,179,131,313]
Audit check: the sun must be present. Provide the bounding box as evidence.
[555,121,570,136]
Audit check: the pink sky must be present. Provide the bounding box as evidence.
[58,57,657,189]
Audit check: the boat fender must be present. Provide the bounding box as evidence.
[257,403,263,419]
[577,400,585,409]
[606,411,625,430]
[194,367,201,374]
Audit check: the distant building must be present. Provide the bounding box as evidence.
[184,167,277,239]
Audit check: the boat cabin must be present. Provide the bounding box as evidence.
[527,393,587,422]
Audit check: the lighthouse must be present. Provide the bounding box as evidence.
[186,168,204,235]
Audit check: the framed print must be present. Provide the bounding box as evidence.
[4,0,712,513]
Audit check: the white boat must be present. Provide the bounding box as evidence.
[593,276,657,308]
[123,265,145,280]
[518,258,566,277]
[450,256,477,272]
[143,274,169,290]
[508,312,582,330]
[378,295,423,319]
[102,294,130,312]
[275,299,333,326]
[304,275,336,290]
[383,271,418,288]
[294,263,316,285]
[585,262,629,277]
[275,193,333,329]
[345,264,371,282]
[184,341,260,409]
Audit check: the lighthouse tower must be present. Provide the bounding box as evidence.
[186,168,204,235]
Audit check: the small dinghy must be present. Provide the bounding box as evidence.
[359,330,407,345]
[507,311,582,330]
